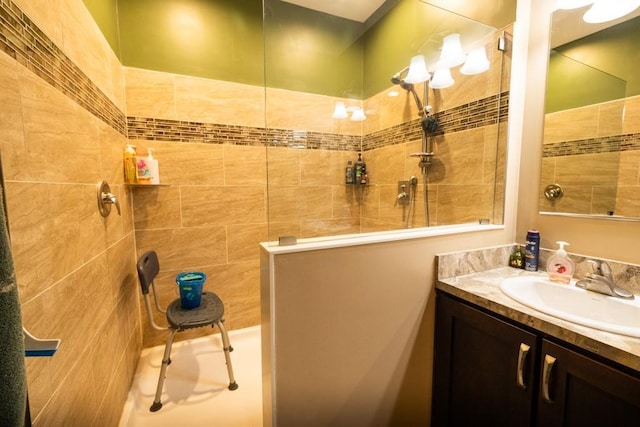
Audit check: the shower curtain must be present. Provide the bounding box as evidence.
[0,183,27,426]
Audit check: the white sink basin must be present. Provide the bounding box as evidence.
[499,276,640,337]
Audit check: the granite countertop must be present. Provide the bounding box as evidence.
[436,266,640,373]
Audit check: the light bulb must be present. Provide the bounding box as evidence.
[430,68,454,89]
[404,55,430,84]
[460,46,490,75]
[583,0,640,23]
[556,0,593,9]
[438,33,466,68]
[332,102,348,119]
[350,108,366,121]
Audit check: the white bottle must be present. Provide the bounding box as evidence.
[547,241,575,284]
[147,148,160,185]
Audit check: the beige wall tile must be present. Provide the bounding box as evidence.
[555,152,620,187]
[267,147,301,185]
[124,67,177,120]
[366,144,406,185]
[435,184,493,225]
[175,75,265,128]
[597,99,624,137]
[432,128,485,185]
[181,185,266,227]
[228,223,268,263]
[135,226,228,271]
[266,221,301,241]
[0,52,28,181]
[300,217,361,238]
[14,0,64,49]
[133,140,225,185]
[615,185,640,217]
[618,150,640,186]
[224,144,267,185]
[132,186,182,230]
[623,95,640,134]
[266,88,335,133]
[332,185,362,219]
[544,106,598,144]
[61,0,121,106]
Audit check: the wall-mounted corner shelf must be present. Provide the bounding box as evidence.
[124,184,170,188]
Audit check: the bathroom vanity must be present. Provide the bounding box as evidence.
[433,265,640,426]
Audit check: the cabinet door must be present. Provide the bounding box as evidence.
[537,339,640,426]
[432,293,538,427]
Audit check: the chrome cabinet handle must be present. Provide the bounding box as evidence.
[516,343,530,390]
[542,354,557,404]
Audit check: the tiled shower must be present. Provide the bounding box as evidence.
[0,0,513,424]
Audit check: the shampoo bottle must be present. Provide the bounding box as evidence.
[123,144,137,184]
[345,160,354,184]
[355,153,365,184]
[547,241,574,284]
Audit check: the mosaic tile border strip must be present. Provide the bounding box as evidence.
[127,117,362,151]
[0,0,127,135]
[129,92,510,151]
[363,92,510,150]
[543,133,640,157]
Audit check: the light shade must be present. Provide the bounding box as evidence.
[404,55,430,84]
[350,108,366,121]
[332,102,348,119]
[556,0,593,9]
[583,0,640,23]
[460,46,490,75]
[430,68,454,89]
[438,33,466,68]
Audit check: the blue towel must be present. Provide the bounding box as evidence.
[0,185,27,426]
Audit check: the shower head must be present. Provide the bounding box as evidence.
[391,66,409,85]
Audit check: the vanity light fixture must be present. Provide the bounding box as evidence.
[556,0,640,23]
[556,0,593,9]
[460,46,490,75]
[350,108,367,121]
[332,101,348,119]
[438,33,466,69]
[583,0,640,23]
[404,55,430,84]
[430,68,454,89]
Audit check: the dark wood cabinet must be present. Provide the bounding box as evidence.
[433,292,640,427]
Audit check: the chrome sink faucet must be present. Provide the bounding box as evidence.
[575,260,634,299]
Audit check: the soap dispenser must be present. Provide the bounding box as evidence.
[547,241,574,284]
[147,148,160,185]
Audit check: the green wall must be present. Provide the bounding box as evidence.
[546,16,640,113]
[84,0,516,99]
[117,0,264,86]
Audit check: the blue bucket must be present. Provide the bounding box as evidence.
[176,272,206,309]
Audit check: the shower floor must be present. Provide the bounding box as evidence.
[118,325,263,426]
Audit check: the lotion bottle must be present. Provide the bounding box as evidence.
[147,148,160,185]
[547,241,574,284]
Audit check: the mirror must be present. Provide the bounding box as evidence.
[540,6,640,219]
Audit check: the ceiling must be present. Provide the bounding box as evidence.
[281,0,387,22]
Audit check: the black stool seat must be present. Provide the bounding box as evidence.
[167,292,225,330]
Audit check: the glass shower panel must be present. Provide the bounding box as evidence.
[263,0,512,244]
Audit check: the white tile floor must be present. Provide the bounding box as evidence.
[118,325,263,427]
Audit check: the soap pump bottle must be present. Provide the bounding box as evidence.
[147,148,160,185]
[547,241,574,284]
